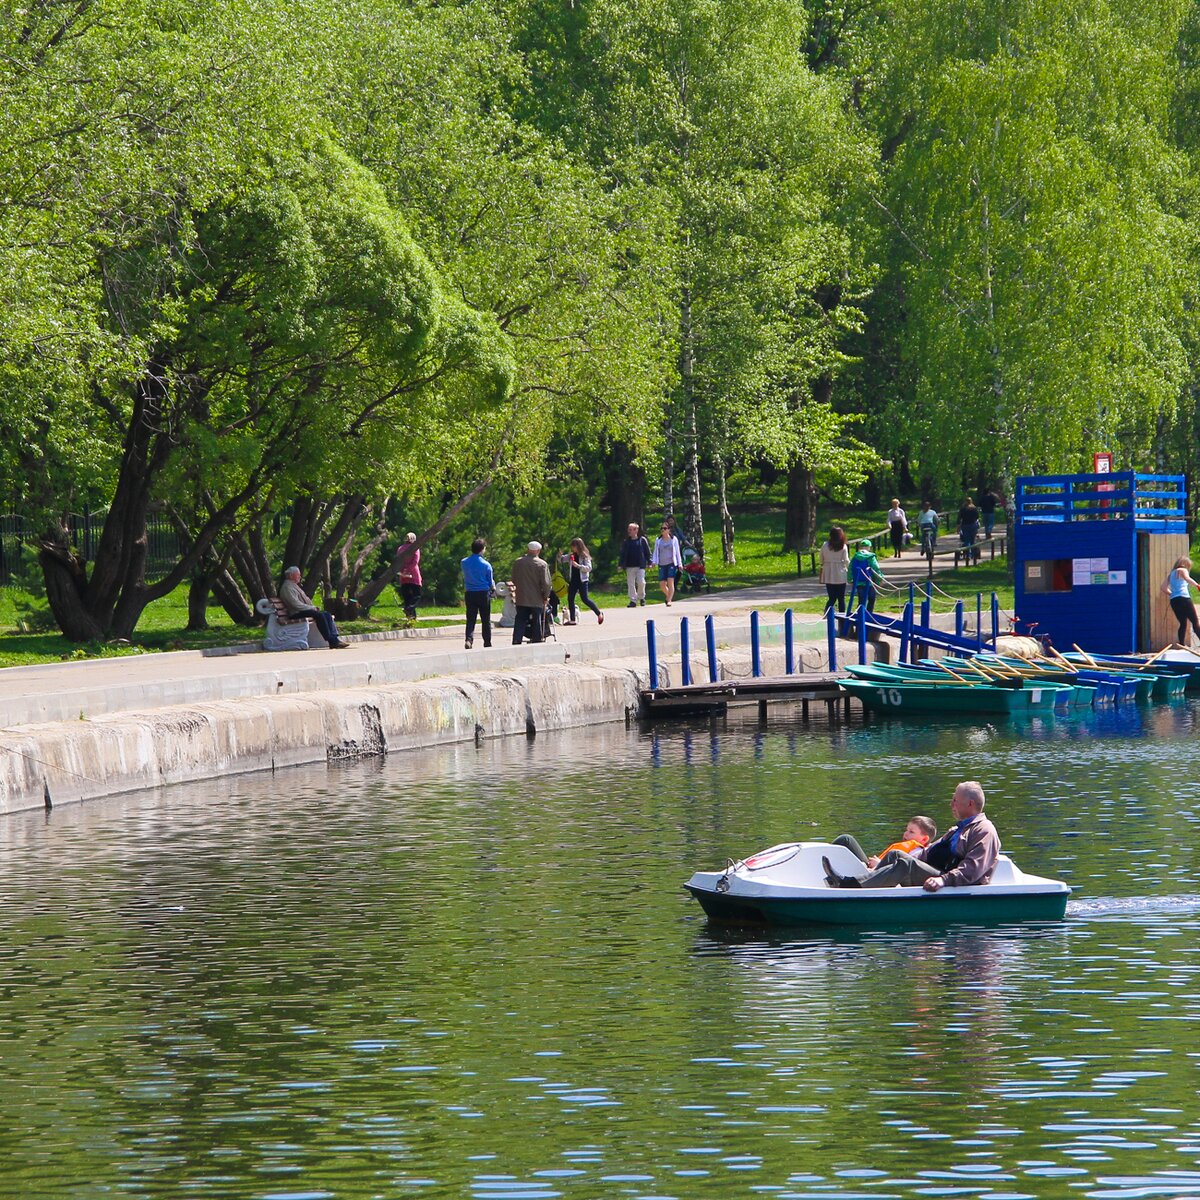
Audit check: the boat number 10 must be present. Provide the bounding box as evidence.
[881,688,903,706]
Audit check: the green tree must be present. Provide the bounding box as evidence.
[847,0,1194,500]
[512,0,877,561]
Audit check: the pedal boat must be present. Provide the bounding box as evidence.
[685,841,1071,927]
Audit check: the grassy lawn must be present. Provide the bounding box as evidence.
[0,588,441,669]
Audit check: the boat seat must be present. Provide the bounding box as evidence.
[988,856,1017,885]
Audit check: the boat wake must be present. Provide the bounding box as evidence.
[1066,895,1200,920]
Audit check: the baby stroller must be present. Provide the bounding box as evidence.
[680,557,712,593]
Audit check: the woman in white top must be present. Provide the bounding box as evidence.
[886,499,907,558]
[560,537,604,625]
[652,522,683,605]
[1162,556,1200,646]
[819,526,850,614]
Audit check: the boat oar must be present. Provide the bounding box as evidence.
[1073,643,1101,668]
[1138,645,1172,670]
[931,662,974,684]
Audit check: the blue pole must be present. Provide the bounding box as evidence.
[705,614,718,683]
[647,619,659,688]
[908,581,915,608]
[750,610,762,678]
[955,600,964,639]
[680,616,691,687]
[827,604,838,672]
[857,601,868,664]
[784,608,795,675]
[900,600,912,664]
[976,592,983,650]
[921,580,931,629]
[991,593,1000,646]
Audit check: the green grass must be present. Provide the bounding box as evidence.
[0,588,452,669]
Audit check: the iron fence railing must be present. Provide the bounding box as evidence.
[0,512,181,587]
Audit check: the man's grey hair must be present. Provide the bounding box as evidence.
[957,780,985,809]
[284,566,301,578]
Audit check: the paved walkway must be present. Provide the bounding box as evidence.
[0,540,1000,729]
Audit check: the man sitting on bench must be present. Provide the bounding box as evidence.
[279,566,350,649]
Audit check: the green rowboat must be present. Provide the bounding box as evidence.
[839,676,1066,715]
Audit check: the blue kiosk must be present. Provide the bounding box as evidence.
[1014,472,1188,654]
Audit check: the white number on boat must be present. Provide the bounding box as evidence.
[885,688,902,706]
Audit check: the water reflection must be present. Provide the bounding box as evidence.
[0,703,1196,1196]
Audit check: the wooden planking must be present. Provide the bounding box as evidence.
[641,673,848,717]
[1139,531,1190,651]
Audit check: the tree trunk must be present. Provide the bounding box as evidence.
[229,531,274,604]
[606,442,646,537]
[38,523,105,641]
[784,460,819,557]
[85,365,173,632]
[211,567,256,625]
[717,454,735,564]
[677,277,704,555]
[681,404,704,558]
[662,409,675,519]
[186,572,211,631]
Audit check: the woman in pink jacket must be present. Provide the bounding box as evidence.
[397,531,423,620]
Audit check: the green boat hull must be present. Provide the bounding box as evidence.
[686,885,1070,928]
[839,678,1061,715]
[1151,673,1189,699]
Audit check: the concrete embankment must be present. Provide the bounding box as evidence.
[0,624,872,817]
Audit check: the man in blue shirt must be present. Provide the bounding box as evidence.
[461,538,496,649]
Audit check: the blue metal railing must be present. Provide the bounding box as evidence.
[1015,471,1186,530]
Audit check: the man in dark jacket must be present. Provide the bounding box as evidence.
[511,541,553,644]
[618,522,652,607]
[823,781,1000,890]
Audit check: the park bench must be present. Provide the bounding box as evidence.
[255,597,321,650]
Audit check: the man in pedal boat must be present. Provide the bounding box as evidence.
[822,781,999,891]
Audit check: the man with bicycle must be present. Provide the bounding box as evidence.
[917,501,940,559]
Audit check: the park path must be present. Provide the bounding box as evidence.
[0,534,1003,729]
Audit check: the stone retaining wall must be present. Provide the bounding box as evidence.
[0,664,647,817]
[0,636,887,818]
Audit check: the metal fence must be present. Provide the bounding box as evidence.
[0,512,182,588]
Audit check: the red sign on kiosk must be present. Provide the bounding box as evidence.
[1094,452,1114,515]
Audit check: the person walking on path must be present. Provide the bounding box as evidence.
[397,532,423,619]
[278,567,350,648]
[886,499,908,558]
[979,489,1000,538]
[819,526,850,614]
[1162,557,1200,647]
[652,522,683,605]
[461,537,495,649]
[958,496,980,566]
[560,537,604,626]
[849,539,883,612]
[618,523,651,607]
[511,541,552,644]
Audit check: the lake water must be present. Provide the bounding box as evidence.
[2,701,1200,1199]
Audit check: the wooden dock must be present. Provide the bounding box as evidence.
[640,672,853,720]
